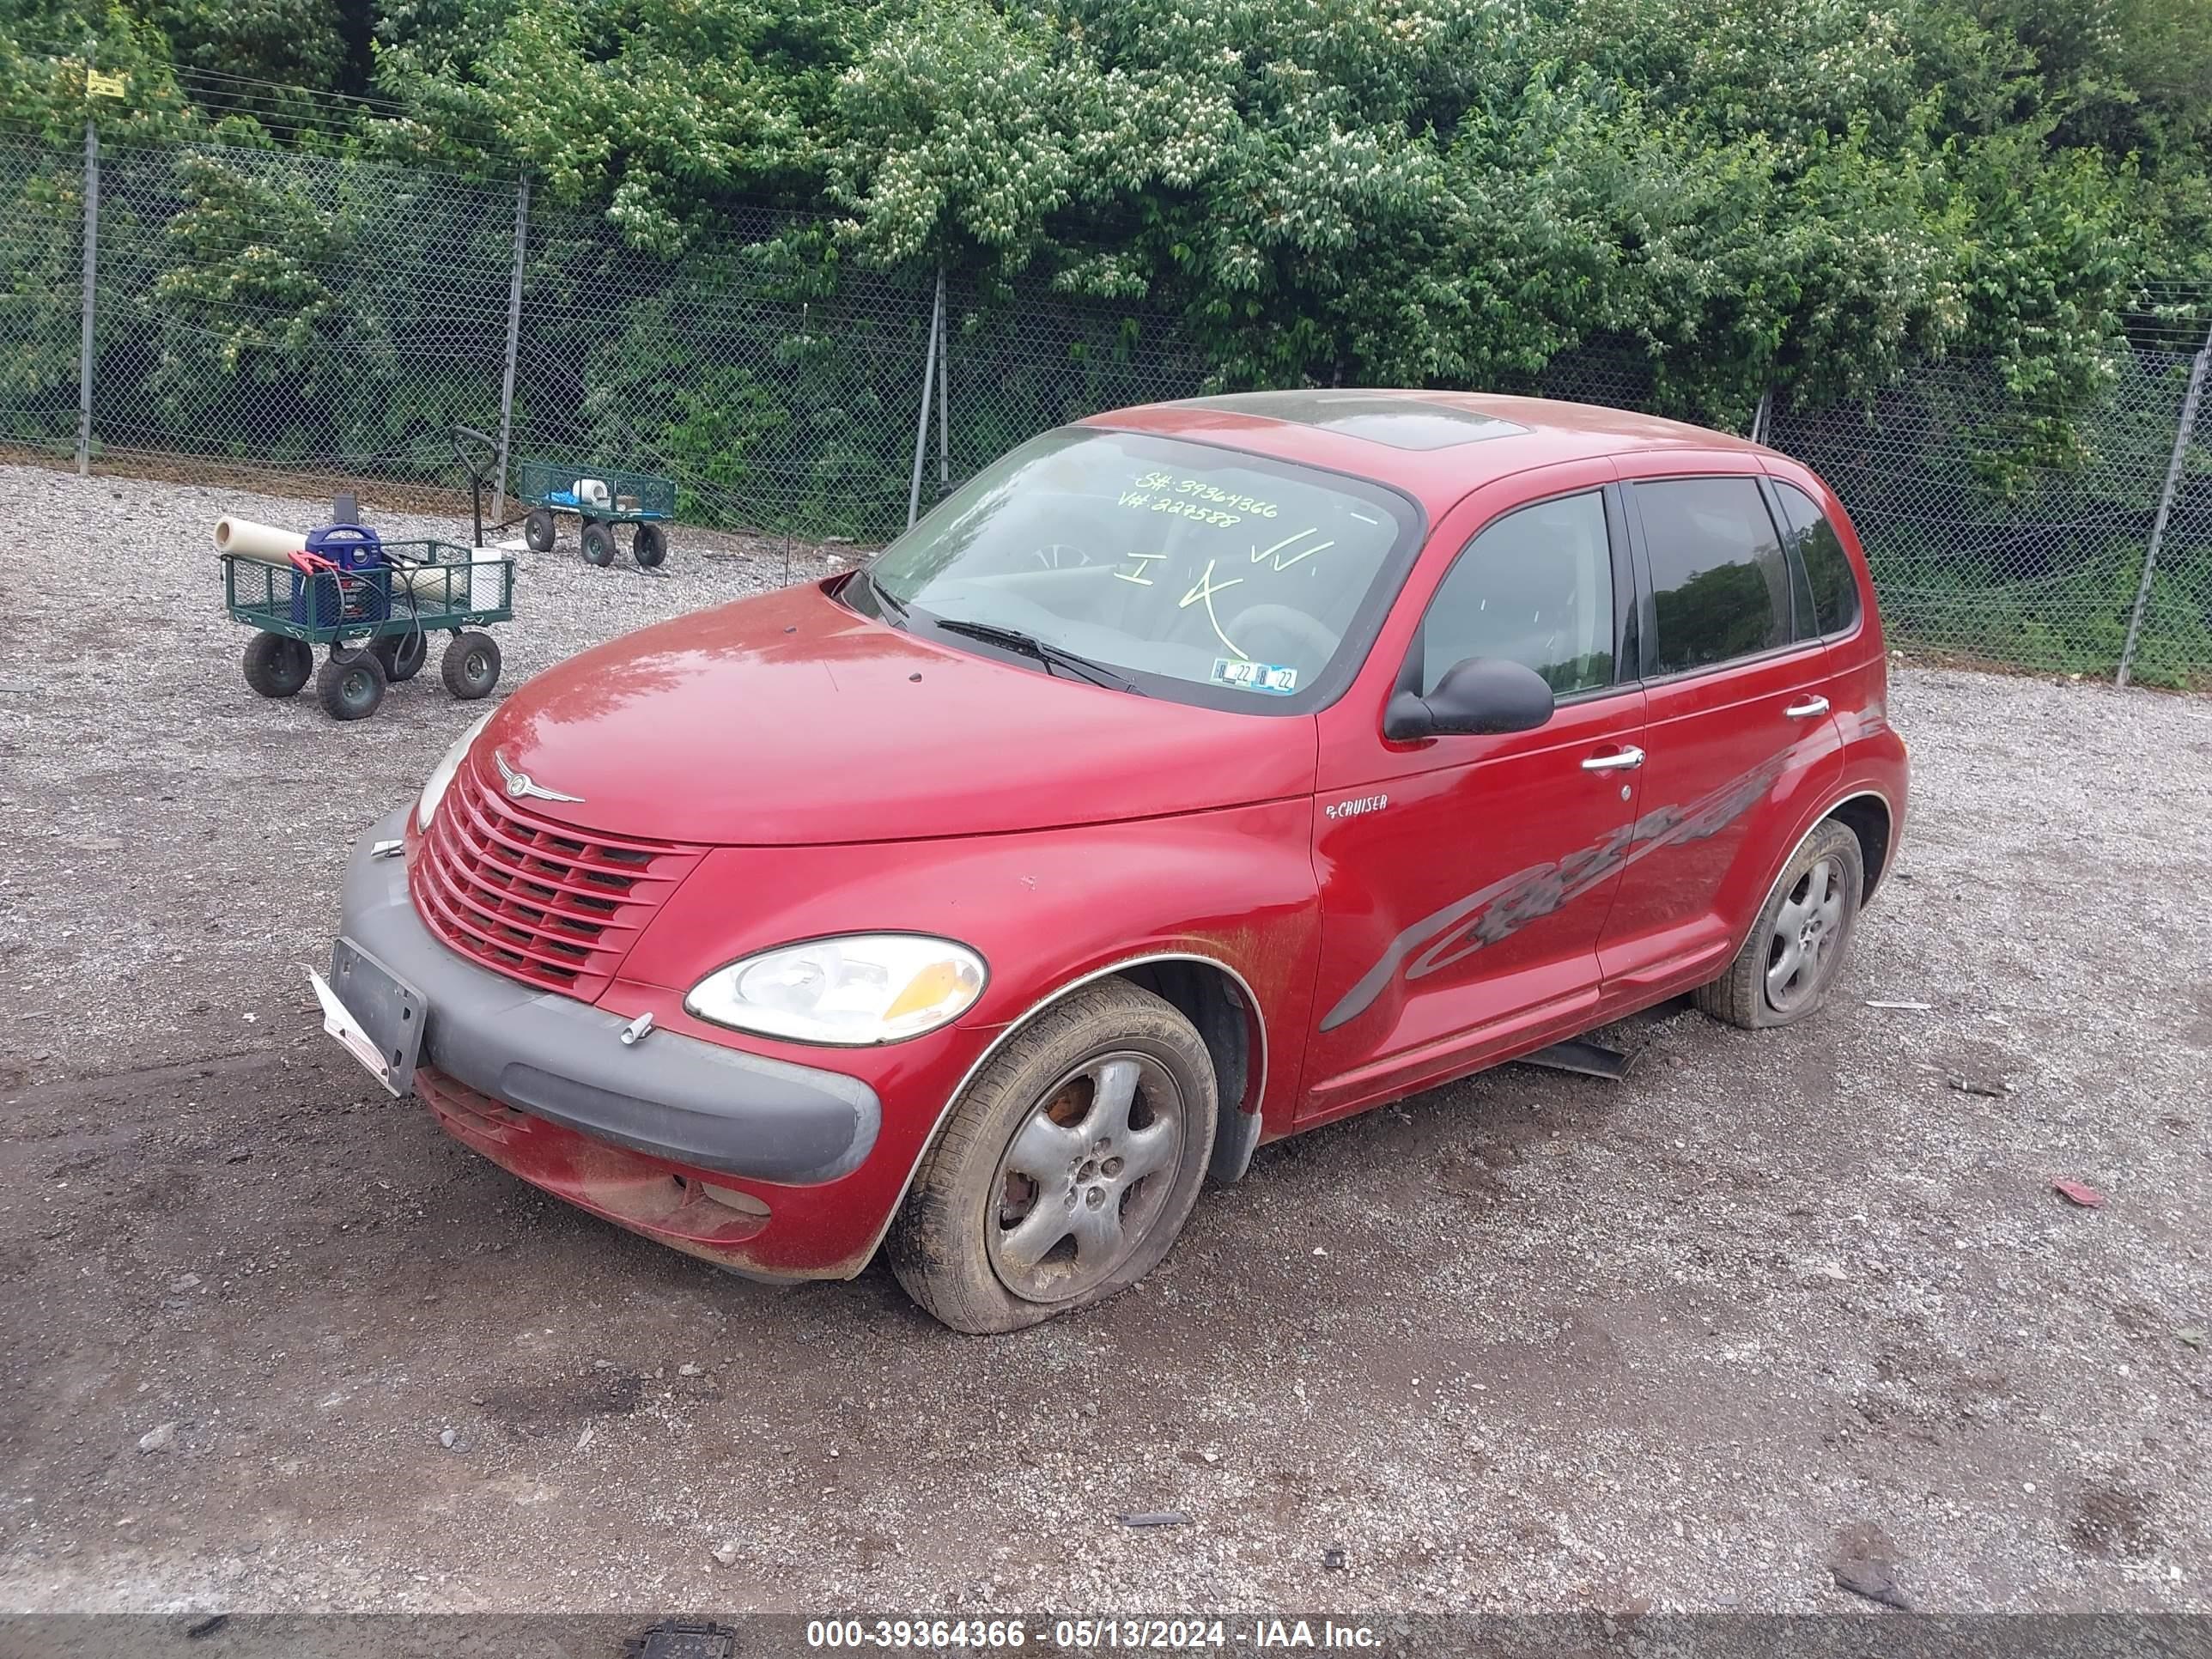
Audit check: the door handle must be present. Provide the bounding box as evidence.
[1784,695,1831,719]
[1581,746,1644,772]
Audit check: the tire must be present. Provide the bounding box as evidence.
[374,630,428,684]
[632,522,668,569]
[886,980,1216,1334]
[580,520,616,567]
[241,631,312,698]
[524,508,556,552]
[441,631,502,700]
[316,648,387,721]
[1696,818,1865,1030]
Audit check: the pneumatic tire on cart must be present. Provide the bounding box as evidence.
[580,520,617,568]
[524,507,556,552]
[242,631,313,699]
[886,979,1216,1334]
[441,630,502,700]
[632,522,668,569]
[1696,818,1865,1030]
[317,648,387,722]
[374,630,428,684]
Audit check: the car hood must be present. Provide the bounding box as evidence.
[477,579,1318,846]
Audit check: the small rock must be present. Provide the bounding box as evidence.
[1832,1558,1911,1610]
[678,1363,702,1377]
[185,1613,228,1639]
[1322,1547,1347,1571]
[137,1422,178,1454]
[439,1428,456,1449]
[711,1542,740,1567]
[1200,1449,1218,1465]
[2177,1328,2205,1351]
[168,1273,201,1294]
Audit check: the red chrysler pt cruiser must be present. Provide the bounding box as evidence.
[316,391,1908,1332]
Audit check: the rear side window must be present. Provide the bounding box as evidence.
[1773,481,1862,636]
[1633,478,1790,674]
[1419,490,1615,696]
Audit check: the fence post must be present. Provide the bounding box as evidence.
[492,174,530,523]
[935,268,950,494]
[2118,321,2212,689]
[907,267,945,530]
[76,117,99,477]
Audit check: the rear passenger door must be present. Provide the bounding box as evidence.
[1594,469,1845,998]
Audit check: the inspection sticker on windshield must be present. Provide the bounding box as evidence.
[1212,657,1299,696]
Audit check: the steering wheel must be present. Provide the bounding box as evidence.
[1225,603,1339,667]
[452,424,500,488]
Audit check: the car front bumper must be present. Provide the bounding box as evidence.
[332,809,883,1189]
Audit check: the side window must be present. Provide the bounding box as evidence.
[1774,481,1863,636]
[1419,491,1614,696]
[1634,477,1790,674]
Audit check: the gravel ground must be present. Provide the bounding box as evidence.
[0,463,2208,1618]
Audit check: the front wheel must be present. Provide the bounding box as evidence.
[374,630,427,683]
[580,520,616,568]
[886,980,1215,1334]
[441,631,502,700]
[524,508,556,552]
[1696,819,1865,1029]
[316,648,387,721]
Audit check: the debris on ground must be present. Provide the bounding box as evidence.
[167,1273,200,1293]
[1117,1511,1190,1528]
[2179,1328,2206,1351]
[710,1542,740,1568]
[2051,1179,2107,1209]
[137,1422,178,1454]
[185,1614,228,1639]
[1322,1547,1347,1571]
[1831,1556,1912,1609]
[1866,999,1934,1011]
[1948,1074,2012,1098]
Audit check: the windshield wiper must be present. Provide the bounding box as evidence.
[931,618,1144,694]
[863,567,908,627]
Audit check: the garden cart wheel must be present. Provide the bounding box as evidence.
[317,648,388,722]
[242,631,313,699]
[632,522,668,569]
[580,520,617,568]
[374,631,428,684]
[442,631,502,700]
[525,508,556,553]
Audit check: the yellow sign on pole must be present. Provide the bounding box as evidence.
[86,68,125,98]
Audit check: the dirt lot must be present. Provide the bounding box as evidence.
[1,463,2208,1617]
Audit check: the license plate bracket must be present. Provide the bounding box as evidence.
[310,939,426,1096]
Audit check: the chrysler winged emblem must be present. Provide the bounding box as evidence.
[495,748,584,805]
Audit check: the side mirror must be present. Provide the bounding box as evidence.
[1383,657,1555,741]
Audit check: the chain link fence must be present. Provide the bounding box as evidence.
[2,125,2208,686]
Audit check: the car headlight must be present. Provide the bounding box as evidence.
[416,712,493,832]
[684,934,988,1045]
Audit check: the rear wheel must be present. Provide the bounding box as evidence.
[886,980,1215,1334]
[441,630,501,700]
[242,631,312,698]
[632,522,667,568]
[524,508,556,552]
[316,648,387,721]
[374,630,427,683]
[1696,819,1864,1029]
[580,520,616,567]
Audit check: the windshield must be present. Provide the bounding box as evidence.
[854,428,1424,713]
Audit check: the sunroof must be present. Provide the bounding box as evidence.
[1179,391,1527,451]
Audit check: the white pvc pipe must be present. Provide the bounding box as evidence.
[214,517,308,564]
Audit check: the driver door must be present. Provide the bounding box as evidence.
[1302,481,1646,1125]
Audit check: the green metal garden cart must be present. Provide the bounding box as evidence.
[223,539,515,722]
[513,457,678,568]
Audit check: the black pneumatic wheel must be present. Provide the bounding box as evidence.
[886,979,1217,1334]
[632,522,668,568]
[524,507,556,553]
[441,630,501,701]
[374,630,428,684]
[316,648,387,721]
[242,631,313,698]
[580,520,617,568]
[1697,818,1866,1030]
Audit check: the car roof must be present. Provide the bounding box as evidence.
[1083,388,1769,513]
